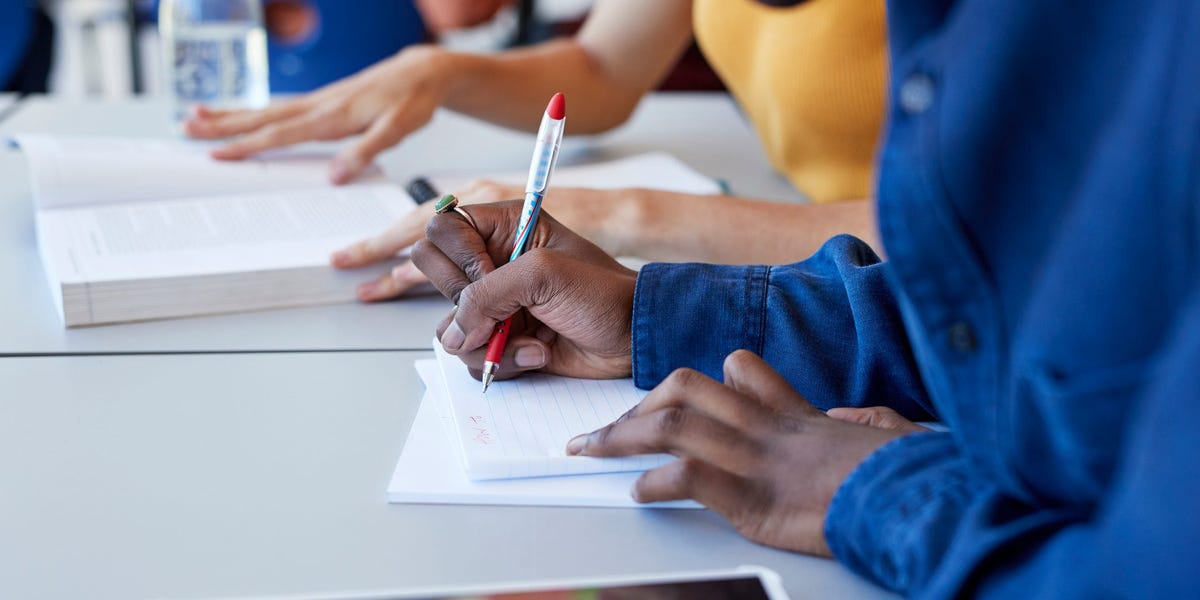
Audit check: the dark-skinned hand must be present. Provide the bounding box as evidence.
[411,200,636,381]
[566,350,923,556]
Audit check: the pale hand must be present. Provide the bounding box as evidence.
[183,45,449,184]
[331,180,635,302]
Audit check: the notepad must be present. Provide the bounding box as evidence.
[387,360,701,509]
[432,341,673,481]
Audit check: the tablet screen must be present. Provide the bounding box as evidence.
[411,574,771,599]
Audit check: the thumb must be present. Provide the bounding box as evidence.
[449,249,561,353]
[826,406,929,434]
[463,334,550,382]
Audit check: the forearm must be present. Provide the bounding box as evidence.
[434,42,640,134]
[430,0,694,134]
[615,191,881,263]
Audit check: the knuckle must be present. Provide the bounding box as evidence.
[724,349,756,371]
[452,249,488,283]
[257,124,283,143]
[654,406,688,438]
[423,212,457,240]
[409,238,434,266]
[664,368,704,392]
[865,407,890,425]
[591,425,615,450]
[674,458,699,492]
[454,281,477,309]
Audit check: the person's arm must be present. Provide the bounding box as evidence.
[605,192,879,264]
[337,182,880,302]
[185,0,694,182]
[633,234,929,418]
[439,0,695,134]
[825,290,1200,597]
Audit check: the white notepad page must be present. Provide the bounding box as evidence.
[386,361,701,509]
[433,341,672,481]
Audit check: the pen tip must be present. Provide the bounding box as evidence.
[481,372,493,394]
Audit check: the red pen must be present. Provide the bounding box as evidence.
[481,92,566,393]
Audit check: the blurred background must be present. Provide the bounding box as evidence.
[2,0,609,97]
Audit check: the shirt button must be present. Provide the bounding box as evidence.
[899,73,935,114]
[947,321,977,354]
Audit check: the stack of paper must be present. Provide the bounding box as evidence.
[387,343,703,509]
[16,135,723,327]
[17,134,414,326]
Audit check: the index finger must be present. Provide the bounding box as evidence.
[410,208,500,305]
[183,101,309,140]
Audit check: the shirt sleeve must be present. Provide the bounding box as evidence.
[824,290,1200,598]
[631,234,932,419]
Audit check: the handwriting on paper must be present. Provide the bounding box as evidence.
[469,416,493,445]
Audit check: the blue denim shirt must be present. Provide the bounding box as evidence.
[631,1,1199,597]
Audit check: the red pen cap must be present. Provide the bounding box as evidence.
[546,92,566,120]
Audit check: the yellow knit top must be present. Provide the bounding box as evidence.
[693,0,887,203]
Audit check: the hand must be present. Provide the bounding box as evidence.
[183,45,450,184]
[566,350,917,556]
[333,181,637,302]
[411,200,637,380]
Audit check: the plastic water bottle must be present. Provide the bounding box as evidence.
[159,0,269,125]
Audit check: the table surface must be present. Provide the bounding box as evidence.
[0,93,887,600]
[0,351,893,600]
[0,93,803,356]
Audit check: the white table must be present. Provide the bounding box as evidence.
[0,93,803,355]
[0,93,19,121]
[0,352,893,600]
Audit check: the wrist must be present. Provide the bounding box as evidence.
[604,188,654,257]
[393,44,460,102]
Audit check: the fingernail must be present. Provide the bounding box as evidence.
[330,160,353,184]
[629,481,642,502]
[441,321,466,351]
[566,435,587,455]
[331,248,352,266]
[355,280,379,300]
[514,345,545,368]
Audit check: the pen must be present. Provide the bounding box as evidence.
[481,92,566,393]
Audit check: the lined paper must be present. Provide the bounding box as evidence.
[387,361,702,509]
[433,341,672,481]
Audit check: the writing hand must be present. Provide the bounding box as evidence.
[183,46,449,184]
[411,200,636,380]
[567,350,916,556]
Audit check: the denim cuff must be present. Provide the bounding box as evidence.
[632,262,770,389]
[825,431,984,594]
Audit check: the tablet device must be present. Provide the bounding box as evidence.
[189,565,789,600]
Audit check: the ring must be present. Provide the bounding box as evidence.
[433,194,478,231]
